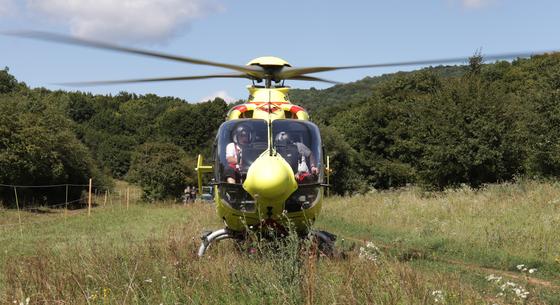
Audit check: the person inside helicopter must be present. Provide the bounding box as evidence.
[224,124,253,183]
[274,131,318,183]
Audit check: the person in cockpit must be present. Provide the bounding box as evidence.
[224,124,252,183]
[275,131,318,182]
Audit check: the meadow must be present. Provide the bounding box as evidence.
[1,180,559,304]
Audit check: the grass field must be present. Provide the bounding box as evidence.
[1,180,559,304]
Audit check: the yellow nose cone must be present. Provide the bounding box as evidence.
[243,153,298,202]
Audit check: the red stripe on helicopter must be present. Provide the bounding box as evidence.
[250,101,288,105]
[257,104,281,113]
[233,105,247,112]
[290,105,305,113]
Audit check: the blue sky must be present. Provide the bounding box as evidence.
[1,0,559,103]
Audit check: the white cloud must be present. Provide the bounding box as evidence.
[25,0,222,44]
[0,0,18,17]
[199,90,237,104]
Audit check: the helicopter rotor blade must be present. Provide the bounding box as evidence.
[4,30,266,79]
[277,50,558,79]
[54,73,251,87]
[288,75,341,84]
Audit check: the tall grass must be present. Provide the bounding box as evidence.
[318,180,560,277]
[1,180,559,304]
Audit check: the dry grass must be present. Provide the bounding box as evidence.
[1,180,559,304]
[319,180,560,272]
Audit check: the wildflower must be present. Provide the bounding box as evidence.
[431,290,444,303]
[103,288,111,299]
[358,241,381,263]
[485,274,502,283]
[144,278,153,283]
[18,297,30,305]
[528,268,537,274]
[87,292,99,301]
[491,277,530,301]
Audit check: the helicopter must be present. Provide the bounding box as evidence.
[4,31,554,256]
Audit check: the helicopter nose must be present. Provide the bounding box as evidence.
[243,154,297,203]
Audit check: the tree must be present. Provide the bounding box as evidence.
[0,94,110,207]
[157,98,226,153]
[0,67,19,94]
[127,142,194,201]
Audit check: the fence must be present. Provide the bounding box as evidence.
[0,179,142,233]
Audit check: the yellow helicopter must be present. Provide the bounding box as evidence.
[6,31,551,256]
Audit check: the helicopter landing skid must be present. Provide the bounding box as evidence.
[198,228,239,257]
[307,230,337,257]
[197,228,339,257]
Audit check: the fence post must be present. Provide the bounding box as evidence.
[326,156,331,197]
[65,184,69,217]
[13,186,23,238]
[88,178,92,216]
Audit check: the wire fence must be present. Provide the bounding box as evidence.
[0,179,143,231]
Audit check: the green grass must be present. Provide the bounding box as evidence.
[1,180,559,304]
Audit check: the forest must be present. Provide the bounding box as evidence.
[2,53,560,206]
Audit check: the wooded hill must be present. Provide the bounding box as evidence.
[2,53,560,205]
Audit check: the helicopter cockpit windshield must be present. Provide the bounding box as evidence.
[272,120,323,184]
[215,119,323,213]
[216,119,268,184]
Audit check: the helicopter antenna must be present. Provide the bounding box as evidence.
[265,77,272,88]
[268,90,273,156]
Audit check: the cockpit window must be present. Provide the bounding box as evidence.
[215,119,268,184]
[272,120,323,184]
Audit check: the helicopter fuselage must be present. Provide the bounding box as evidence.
[198,86,325,235]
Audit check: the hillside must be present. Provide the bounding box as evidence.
[290,65,468,119]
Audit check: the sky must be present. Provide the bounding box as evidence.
[1,0,559,103]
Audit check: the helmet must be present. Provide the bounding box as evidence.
[275,131,290,146]
[233,124,252,144]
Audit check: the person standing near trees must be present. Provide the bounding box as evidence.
[190,185,197,202]
[184,185,191,204]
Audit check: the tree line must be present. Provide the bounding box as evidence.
[1,53,560,204]
[0,68,226,206]
[296,54,560,193]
